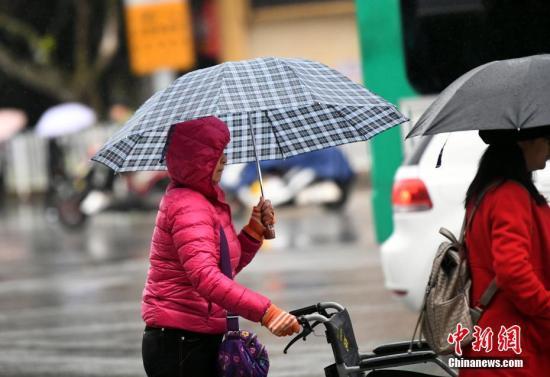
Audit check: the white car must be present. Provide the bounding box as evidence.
[380,130,550,310]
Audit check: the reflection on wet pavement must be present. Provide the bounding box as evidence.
[0,186,444,376]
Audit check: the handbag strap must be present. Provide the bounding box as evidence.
[219,226,240,331]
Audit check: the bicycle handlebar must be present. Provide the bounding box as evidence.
[290,302,345,318]
[283,302,346,354]
[289,304,319,317]
[299,313,330,323]
[318,302,345,311]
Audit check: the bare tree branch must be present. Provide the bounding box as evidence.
[93,0,120,75]
[0,11,52,63]
[0,43,73,101]
[0,1,125,112]
[73,0,92,90]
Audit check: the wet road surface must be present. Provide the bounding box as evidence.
[0,186,450,376]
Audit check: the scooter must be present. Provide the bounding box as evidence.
[53,164,169,228]
[229,148,355,210]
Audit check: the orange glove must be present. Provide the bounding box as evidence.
[261,304,301,337]
[243,197,276,241]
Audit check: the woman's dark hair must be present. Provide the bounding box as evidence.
[465,142,547,207]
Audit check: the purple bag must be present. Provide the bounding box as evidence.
[217,329,269,377]
[217,228,269,377]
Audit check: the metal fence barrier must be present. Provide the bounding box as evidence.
[2,124,118,199]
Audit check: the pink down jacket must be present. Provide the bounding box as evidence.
[141,116,271,334]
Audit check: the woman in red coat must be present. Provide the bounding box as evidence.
[141,116,300,377]
[461,127,550,376]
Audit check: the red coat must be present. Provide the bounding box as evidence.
[461,181,550,376]
[141,117,271,334]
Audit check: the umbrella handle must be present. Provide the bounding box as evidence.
[260,194,275,239]
[264,224,276,239]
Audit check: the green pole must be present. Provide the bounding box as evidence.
[355,0,416,243]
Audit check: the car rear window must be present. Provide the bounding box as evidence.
[403,135,433,166]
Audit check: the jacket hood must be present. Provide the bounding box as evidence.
[165,116,230,199]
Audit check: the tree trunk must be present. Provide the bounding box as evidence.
[0,0,121,114]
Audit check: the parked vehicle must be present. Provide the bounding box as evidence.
[53,164,169,228]
[380,130,550,310]
[233,148,355,209]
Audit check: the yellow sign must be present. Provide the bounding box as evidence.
[125,0,195,75]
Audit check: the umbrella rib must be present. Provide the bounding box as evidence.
[331,104,405,143]
[212,61,229,116]
[263,109,287,160]
[274,57,316,105]
[517,58,534,129]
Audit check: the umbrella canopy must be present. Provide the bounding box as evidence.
[0,109,27,142]
[407,54,550,138]
[92,57,407,172]
[35,103,97,138]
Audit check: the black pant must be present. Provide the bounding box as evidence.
[142,326,223,377]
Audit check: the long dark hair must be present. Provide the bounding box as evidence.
[465,142,547,207]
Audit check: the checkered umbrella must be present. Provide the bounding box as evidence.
[92,57,407,174]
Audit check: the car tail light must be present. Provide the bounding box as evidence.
[392,178,433,212]
[391,289,408,296]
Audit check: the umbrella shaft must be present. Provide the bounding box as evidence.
[255,158,265,197]
[248,118,265,197]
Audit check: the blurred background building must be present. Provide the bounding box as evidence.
[0,0,366,201]
[3,0,550,239]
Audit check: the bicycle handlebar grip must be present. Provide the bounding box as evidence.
[289,304,318,317]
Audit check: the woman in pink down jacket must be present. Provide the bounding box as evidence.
[141,116,300,377]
